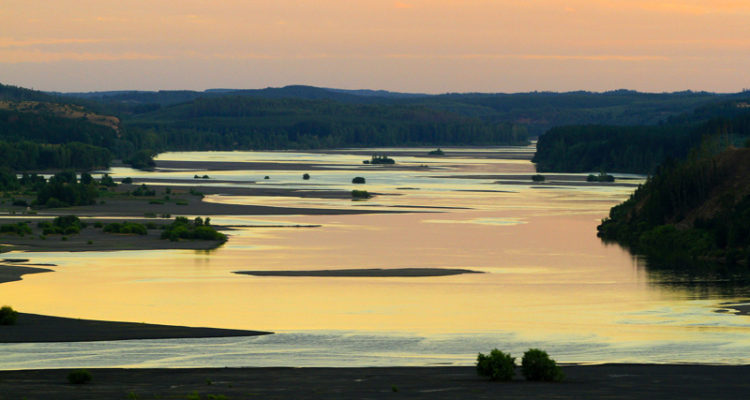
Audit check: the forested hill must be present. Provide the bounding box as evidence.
[124,96,529,149]
[62,86,741,136]
[533,99,750,174]
[597,146,750,267]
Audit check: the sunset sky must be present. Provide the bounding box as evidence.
[1,0,749,93]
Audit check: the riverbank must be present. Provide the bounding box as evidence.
[0,364,748,399]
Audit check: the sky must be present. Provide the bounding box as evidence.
[1,0,749,93]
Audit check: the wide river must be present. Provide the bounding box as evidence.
[1,146,750,369]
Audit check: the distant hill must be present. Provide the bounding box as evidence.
[124,95,529,149]
[598,146,750,267]
[58,85,742,136]
[0,83,62,103]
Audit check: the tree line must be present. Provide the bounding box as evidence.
[533,102,750,174]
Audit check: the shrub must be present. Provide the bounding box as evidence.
[67,369,92,384]
[122,177,133,184]
[0,222,32,236]
[351,190,371,199]
[132,184,156,197]
[429,148,445,156]
[368,154,395,164]
[127,150,156,170]
[39,215,83,235]
[0,305,18,325]
[100,174,116,187]
[303,173,310,180]
[588,172,615,182]
[161,216,226,242]
[45,197,64,208]
[103,222,147,235]
[531,174,546,182]
[476,349,516,381]
[12,199,28,207]
[521,349,563,382]
[352,177,366,184]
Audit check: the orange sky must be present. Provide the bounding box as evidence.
[1,0,749,92]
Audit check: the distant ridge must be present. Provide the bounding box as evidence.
[49,84,746,136]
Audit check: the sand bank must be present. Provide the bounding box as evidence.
[0,313,270,343]
[235,268,482,277]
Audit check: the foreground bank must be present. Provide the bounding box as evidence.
[1,364,749,400]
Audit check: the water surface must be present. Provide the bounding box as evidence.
[2,147,749,369]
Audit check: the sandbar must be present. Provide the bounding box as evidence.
[0,313,270,343]
[235,268,482,277]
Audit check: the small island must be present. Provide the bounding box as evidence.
[363,154,395,165]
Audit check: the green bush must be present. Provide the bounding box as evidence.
[161,216,226,242]
[0,222,32,236]
[0,305,18,325]
[67,369,92,384]
[588,172,615,182]
[531,174,546,182]
[132,184,156,197]
[476,349,516,381]
[39,215,82,235]
[303,173,310,180]
[368,154,395,164]
[100,174,117,187]
[352,177,366,184]
[521,349,563,382]
[103,222,148,235]
[351,190,371,199]
[121,177,133,184]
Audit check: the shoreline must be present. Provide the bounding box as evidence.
[0,364,748,399]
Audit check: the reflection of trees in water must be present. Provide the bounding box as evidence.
[638,255,750,298]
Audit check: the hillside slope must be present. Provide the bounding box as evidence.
[598,147,750,266]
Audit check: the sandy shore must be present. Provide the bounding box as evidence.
[0,364,748,399]
[235,268,482,277]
